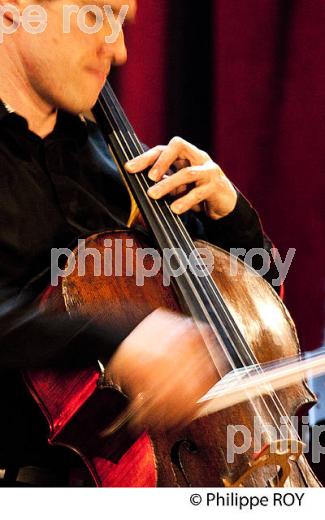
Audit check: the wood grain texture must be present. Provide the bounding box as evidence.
[25,231,319,487]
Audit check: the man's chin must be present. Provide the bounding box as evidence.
[57,93,101,116]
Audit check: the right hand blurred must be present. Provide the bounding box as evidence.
[106,308,219,432]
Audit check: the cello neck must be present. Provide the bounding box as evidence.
[93,80,256,370]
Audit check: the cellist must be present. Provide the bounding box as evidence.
[0,0,279,485]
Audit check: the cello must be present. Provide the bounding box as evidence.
[24,81,321,487]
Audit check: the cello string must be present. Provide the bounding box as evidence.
[97,85,299,447]
[97,106,289,462]
[99,88,286,394]
[97,87,291,440]
[98,92,299,487]
[97,93,249,367]
[101,86,275,378]
[103,88,300,485]
[100,91,280,372]
[101,85,267,367]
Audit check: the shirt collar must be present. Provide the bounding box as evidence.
[0,99,89,144]
[0,99,12,120]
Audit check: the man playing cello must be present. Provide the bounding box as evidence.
[0,0,278,485]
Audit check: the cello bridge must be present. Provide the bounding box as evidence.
[223,439,304,488]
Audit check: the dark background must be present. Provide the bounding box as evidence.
[111,0,324,352]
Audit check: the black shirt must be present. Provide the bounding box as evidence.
[0,100,273,370]
[0,100,276,466]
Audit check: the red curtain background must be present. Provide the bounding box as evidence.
[112,0,324,351]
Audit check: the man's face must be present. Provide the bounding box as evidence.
[15,0,136,113]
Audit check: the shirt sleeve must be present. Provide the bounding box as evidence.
[0,178,280,373]
[180,190,281,293]
[0,293,131,371]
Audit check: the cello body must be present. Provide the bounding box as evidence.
[25,230,320,487]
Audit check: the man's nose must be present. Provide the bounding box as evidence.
[99,31,127,67]
[111,32,127,66]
